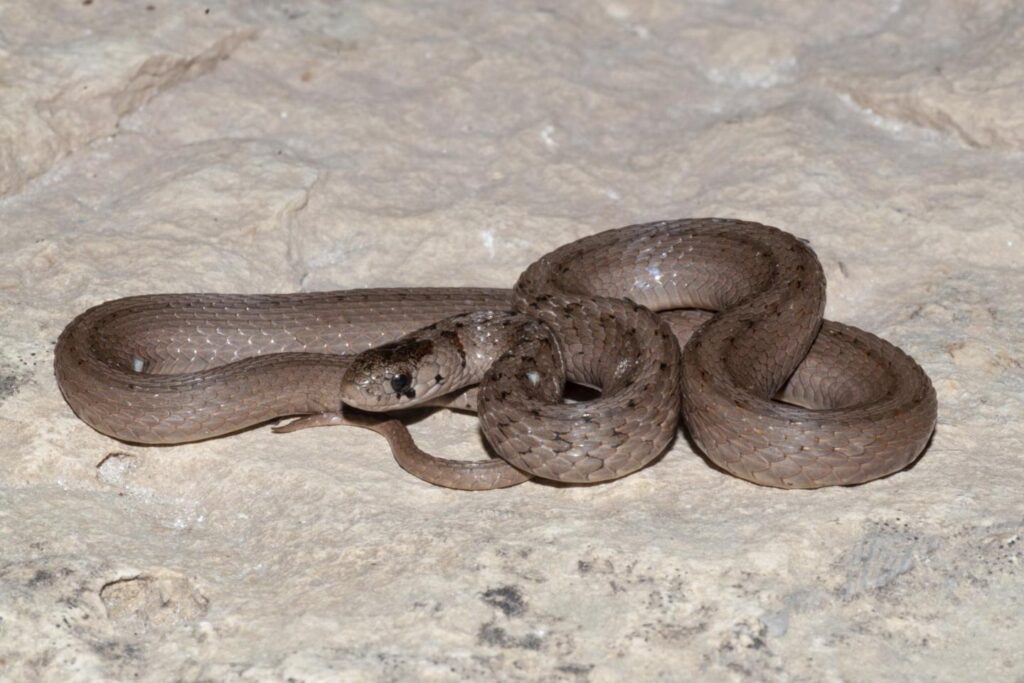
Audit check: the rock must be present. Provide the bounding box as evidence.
[1,1,1020,680]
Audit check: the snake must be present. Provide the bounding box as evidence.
[54,218,938,490]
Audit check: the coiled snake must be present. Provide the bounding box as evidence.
[54,219,937,490]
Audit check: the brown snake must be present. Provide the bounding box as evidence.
[54,219,937,489]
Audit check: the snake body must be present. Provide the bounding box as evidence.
[54,219,937,489]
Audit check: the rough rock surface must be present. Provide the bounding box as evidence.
[1,1,1021,681]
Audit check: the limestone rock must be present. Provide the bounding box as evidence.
[1,1,1020,680]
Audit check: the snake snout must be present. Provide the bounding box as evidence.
[339,363,398,411]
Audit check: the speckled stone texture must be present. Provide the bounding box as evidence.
[1,1,1021,681]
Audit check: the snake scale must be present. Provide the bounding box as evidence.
[54,219,937,489]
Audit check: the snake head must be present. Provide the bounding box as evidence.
[341,337,444,411]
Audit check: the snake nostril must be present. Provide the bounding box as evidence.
[390,373,412,396]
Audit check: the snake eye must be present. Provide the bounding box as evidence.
[390,373,413,397]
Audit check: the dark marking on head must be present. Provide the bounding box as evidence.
[440,328,463,348]
[439,329,467,369]
[357,338,434,369]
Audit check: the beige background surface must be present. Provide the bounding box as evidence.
[1,1,1021,681]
